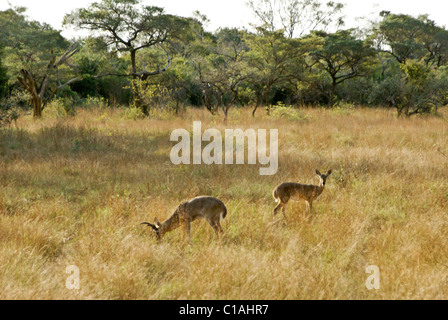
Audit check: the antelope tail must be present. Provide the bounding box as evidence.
[273,188,279,202]
[221,206,227,219]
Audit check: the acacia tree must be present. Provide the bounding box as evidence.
[247,0,345,38]
[306,30,375,107]
[421,25,448,68]
[245,27,304,115]
[64,0,192,115]
[373,12,448,70]
[193,28,253,122]
[368,12,448,116]
[17,43,80,117]
[0,8,80,117]
[373,12,433,65]
[369,60,448,117]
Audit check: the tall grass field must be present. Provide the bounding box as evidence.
[0,105,447,299]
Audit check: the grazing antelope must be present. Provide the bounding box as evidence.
[141,196,227,242]
[272,169,332,220]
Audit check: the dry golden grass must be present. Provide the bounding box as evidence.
[0,105,447,299]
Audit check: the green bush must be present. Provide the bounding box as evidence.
[270,103,307,121]
[123,106,145,120]
[330,101,356,115]
[82,96,109,110]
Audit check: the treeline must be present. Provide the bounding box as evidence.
[1,0,448,123]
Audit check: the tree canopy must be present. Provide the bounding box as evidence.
[63,0,194,114]
[1,1,448,119]
[306,29,376,107]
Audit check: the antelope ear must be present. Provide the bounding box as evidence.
[327,169,332,175]
[154,218,160,228]
[315,169,321,176]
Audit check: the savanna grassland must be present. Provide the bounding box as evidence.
[0,105,447,299]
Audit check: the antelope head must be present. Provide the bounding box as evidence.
[141,218,162,241]
[315,169,332,187]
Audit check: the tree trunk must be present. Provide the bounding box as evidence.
[32,95,43,118]
[17,69,46,118]
[252,95,261,117]
[328,80,336,108]
[264,86,271,115]
[17,44,79,118]
[252,103,259,117]
[222,108,228,123]
[219,94,229,123]
[130,50,147,115]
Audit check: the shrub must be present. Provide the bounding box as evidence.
[82,96,109,110]
[330,101,356,115]
[270,103,307,121]
[369,60,448,117]
[124,106,145,120]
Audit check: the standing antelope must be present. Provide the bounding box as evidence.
[272,169,332,220]
[141,196,227,242]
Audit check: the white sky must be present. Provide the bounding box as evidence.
[1,0,448,38]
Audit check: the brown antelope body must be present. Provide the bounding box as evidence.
[141,196,227,242]
[273,169,332,220]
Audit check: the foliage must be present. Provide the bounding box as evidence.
[245,27,304,115]
[304,29,376,107]
[124,105,146,120]
[0,8,79,117]
[369,68,405,108]
[374,12,429,64]
[0,45,8,100]
[247,0,345,38]
[69,37,131,105]
[330,101,356,116]
[398,60,448,116]
[270,102,307,120]
[82,95,109,110]
[64,0,194,115]
[153,56,202,107]
[369,59,448,116]
[0,89,30,127]
[191,27,254,121]
[1,3,448,118]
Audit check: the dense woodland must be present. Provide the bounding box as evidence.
[1,0,448,123]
